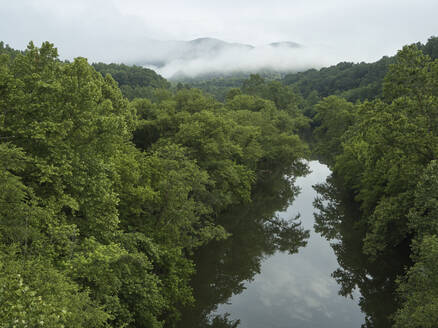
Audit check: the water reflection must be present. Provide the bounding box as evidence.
[314,173,411,327]
[214,162,363,328]
[178,166,309,327]
[178,162,366,328]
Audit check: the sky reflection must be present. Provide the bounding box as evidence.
[216,161,364,328]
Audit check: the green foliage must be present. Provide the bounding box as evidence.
[1,42,133,242]
[0,42,179,327]
[383,44,438,105]
[173,71,285,102]
[0,248,109,328]
[312,96,357,165]
[418,35,438,60]
[392,162,438,327]
[283,58,393,103]
[242,75,305,111]
[0,41,22,59]
[394,235,438,328]
[331,45,438,257]
[132,87,308,212]
[173,76,246,102]
[407,160,438,238]
[93,62,170,99]
[283,36,438,107]
[236,75,311,140]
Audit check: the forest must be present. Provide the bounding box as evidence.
[0,36,437,328]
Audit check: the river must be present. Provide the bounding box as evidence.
[179,161,365,327]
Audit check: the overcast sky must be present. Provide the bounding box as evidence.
[1,0,437,71]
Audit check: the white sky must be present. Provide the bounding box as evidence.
[1,0,437,66]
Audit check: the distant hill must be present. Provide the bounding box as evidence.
[92,62,170,100]
[282,36,438,103]
[133,38,257,69]
[282,57,394,103]
[178,36,438,104]
[269,41,300,48]
[189,37,254,51]
[134,37,302,78]
[173,70,288,101]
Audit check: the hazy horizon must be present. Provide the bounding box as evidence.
[2,0,438,77]
[1,35,430,79]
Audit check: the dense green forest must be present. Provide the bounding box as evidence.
[283,37,438,104]
[1,36,438,328]
[172,71,286,102]
[0,41,308,327]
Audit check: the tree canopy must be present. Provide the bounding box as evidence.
[0,41,309,327]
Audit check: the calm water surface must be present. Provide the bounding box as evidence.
[180,161,365,327]
[215,161,364,327]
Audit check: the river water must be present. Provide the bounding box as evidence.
[180,161,365,327]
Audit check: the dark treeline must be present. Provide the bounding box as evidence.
[92,63,171,100]
[172,71,285,102]
[0,42,308,327]
[283,36,438,105]
[283,58,393,103]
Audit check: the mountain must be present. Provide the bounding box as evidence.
[189,37,254,51]
[132,38,255,68]
[134,37,303,78]
[269,41,300,48]
[172,38,254,62]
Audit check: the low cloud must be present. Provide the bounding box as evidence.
[137,40,343,79]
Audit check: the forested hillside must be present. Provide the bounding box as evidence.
[93,62,171,100]
[179,37,438,108]
[282,36,438,104]
[283,57,393,102]
[172,71,285,102]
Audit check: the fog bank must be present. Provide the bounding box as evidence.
[135,39,344,78]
